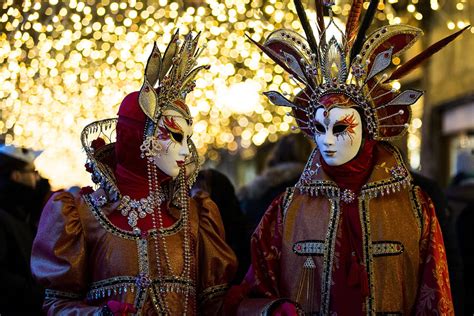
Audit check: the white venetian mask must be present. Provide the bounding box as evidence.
[153,109,193,178]
[313,107,363,166]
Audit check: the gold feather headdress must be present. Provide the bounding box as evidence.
[81,30,207,199]
[251,0,469,141]
[139,30,209,137]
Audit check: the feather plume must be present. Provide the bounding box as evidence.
[349,0,378,63]
[345,0,364,52]
[294,0,319,55]
[315,0,326,43]
[388,25,470,80]
[246,34,307,84]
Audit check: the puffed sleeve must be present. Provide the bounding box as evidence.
[414,188,454,315]
[224,193,296,316]
[31,192,101,315]
[192,191,238,315]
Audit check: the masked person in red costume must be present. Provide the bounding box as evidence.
[224,0,467,314]
[31,31,237,315]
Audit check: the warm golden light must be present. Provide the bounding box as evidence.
[0,0,410,189]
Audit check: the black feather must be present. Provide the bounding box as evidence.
[349,0,378,63]
[294,0,319,55]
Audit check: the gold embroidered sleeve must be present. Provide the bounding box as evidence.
[31,192,100,315]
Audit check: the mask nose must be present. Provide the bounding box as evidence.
[179,139,190,157]
[323,130,335,147]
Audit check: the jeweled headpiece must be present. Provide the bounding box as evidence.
[139,30,209,137]
[252,0,468,141]
[81,30,207,200]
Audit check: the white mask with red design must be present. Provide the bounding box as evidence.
[153,109,193,179]
[313,107,363,166]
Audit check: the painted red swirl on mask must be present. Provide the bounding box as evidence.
[336,113,358,136]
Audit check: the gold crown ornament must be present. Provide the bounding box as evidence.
[81,30,208,200]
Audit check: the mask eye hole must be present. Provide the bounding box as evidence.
[314,122,326,133]
[333,124,349,134]
[170,131,183,143]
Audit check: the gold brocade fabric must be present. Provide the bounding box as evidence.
[236,143,453,315]
[280,144,428,314]
[31,190,237,315]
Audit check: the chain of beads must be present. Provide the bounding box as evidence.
[147,160,193,315]
[147,161,169,314]
[179,164,192,316]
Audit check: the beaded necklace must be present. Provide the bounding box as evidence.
[146,161,193,315]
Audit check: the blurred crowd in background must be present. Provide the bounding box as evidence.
[1,134,473,315]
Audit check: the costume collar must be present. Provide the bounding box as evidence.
[296,142,411,200]
[321,139,376,193]
[115,163,171,200]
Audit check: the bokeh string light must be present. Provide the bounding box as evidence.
[0,0,434,188]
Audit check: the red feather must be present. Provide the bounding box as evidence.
[345,0,364,52]
[389,25,470,80]
[315,0,326,43]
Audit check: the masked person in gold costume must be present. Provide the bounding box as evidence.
[31,31,237,315]
[225,0,467,314]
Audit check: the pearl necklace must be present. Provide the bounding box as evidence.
[147,161,193,315]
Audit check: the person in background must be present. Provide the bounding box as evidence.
[192,168,250,283]
[447,149,474,316]
[411,171,464,315]
[0,145,44,315]
[238,133,312,233]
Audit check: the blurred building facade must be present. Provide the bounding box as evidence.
[422,0,474,185]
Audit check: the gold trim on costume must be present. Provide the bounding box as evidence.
[320,198,340,315]
[198,283,229,306]
[45,289,82,300]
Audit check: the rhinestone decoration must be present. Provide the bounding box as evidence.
[118,195,159,229]
[389,165,408,180]
[351,61,366,80]
[341,189,356,203]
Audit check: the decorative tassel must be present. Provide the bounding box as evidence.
[388,25,470,80]
[295,256,317,314]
